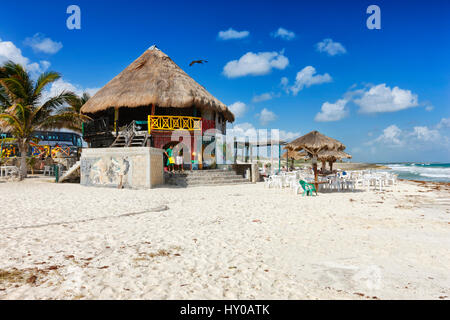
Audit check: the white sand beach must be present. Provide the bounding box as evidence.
[0,178,449,300]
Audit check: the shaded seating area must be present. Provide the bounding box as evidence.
[263,130,398,195]
[264,168,398,194]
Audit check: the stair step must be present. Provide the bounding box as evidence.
[176,175,245,181]
[170,174,245,179]
[170,180,251,187]
[164,168,251,187]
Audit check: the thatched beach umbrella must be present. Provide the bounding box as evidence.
[282,149,308,161]
[317,149,352,172]
[281,149,308,170]
[285,130,345,153]
[81,45,234,122]
[285,131,346,190]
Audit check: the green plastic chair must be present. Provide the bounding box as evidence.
[299,180,317,196]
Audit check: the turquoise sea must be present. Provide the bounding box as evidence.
[381,163,450,183]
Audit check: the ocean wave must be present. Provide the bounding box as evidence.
[385,163,450,182]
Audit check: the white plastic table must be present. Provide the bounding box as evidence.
[0,166,18,177]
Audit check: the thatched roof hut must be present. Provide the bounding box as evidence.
[285,130,345,154]
[317,149,352,162]
[282,149,308,161]
[285,131,347,189]
[81,46,234,122]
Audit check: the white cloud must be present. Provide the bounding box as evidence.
[0,38,29,66]
[289,66,332,95]
[257,108,277,125]
[278,129,301,141]
[39,60,51,71]
[218,28,250,40]
[374,125,404,145]
[227,122,258,140]
[369,120,447,149]
[228,101,247,118]
[314,99,349,122]
[412,126,440,142]
[39,78,99,104]
[228,122,300,143]
[24,33,63,54]
[360,120,450,160]
[252,92,277,103]
[84,87,101,96]
[316,38,347,56]
[223,51,289,78]
[0,38,51,75]
[271,27,296,40]
[354,84,419,113]
[437,118,450,129]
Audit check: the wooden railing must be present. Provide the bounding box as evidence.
[82,117,110,138]
[148,115,202,133]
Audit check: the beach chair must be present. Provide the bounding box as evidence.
[43,165,54,176]
[299,180,317,196]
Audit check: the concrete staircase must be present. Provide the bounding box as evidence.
[110,132,148,147]
[58,161,80,183]
[165,169,250,187]
[110,121,149,147]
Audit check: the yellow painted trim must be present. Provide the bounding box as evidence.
[148,115,202,134]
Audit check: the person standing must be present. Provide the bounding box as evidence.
[165,145,174,172]
[175,149,184,172]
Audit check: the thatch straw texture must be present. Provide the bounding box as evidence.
[317,149,352,161]
[282,149,308,160]
[81,46,234,122]
[285,130,345,154]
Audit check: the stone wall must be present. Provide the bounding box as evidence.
[231,163,260,183]
[150,152,164,186]
[80,147,164,189]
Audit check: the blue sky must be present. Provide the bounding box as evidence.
[0,0,449,162]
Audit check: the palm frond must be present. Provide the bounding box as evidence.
[1,62,34,103]
[40,91,77,113]
[0,77,28,102]
[33,71,61,97]
[38,112,88,132]
[0,113,24,136]
[0,85,11,112]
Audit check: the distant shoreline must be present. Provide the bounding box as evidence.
[291,162,389,171]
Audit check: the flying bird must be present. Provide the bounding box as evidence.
[189,59,208,67]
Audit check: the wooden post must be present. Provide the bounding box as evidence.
[270,142,274,175]
[329,161,333,172]
[234,136,238,164]
[245,137,249,163]
[114,108,119,137]
[286,150,289,172]
[278,144,281,173]
[256,141,259,162]
[149,103,155,135]
[313,162,318,191]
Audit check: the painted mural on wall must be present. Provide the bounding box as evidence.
[81,156,131,187]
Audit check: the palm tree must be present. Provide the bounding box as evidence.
[55,92,91,132]
[0,61,83,180]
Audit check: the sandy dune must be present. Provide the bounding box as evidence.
[0,178,449,300]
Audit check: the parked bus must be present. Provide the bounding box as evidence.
[0,131,82,158]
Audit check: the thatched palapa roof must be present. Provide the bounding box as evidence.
[81,46,234,122]
[282,149,308,161]
[285,130,345,154]
[317,149,352,162]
